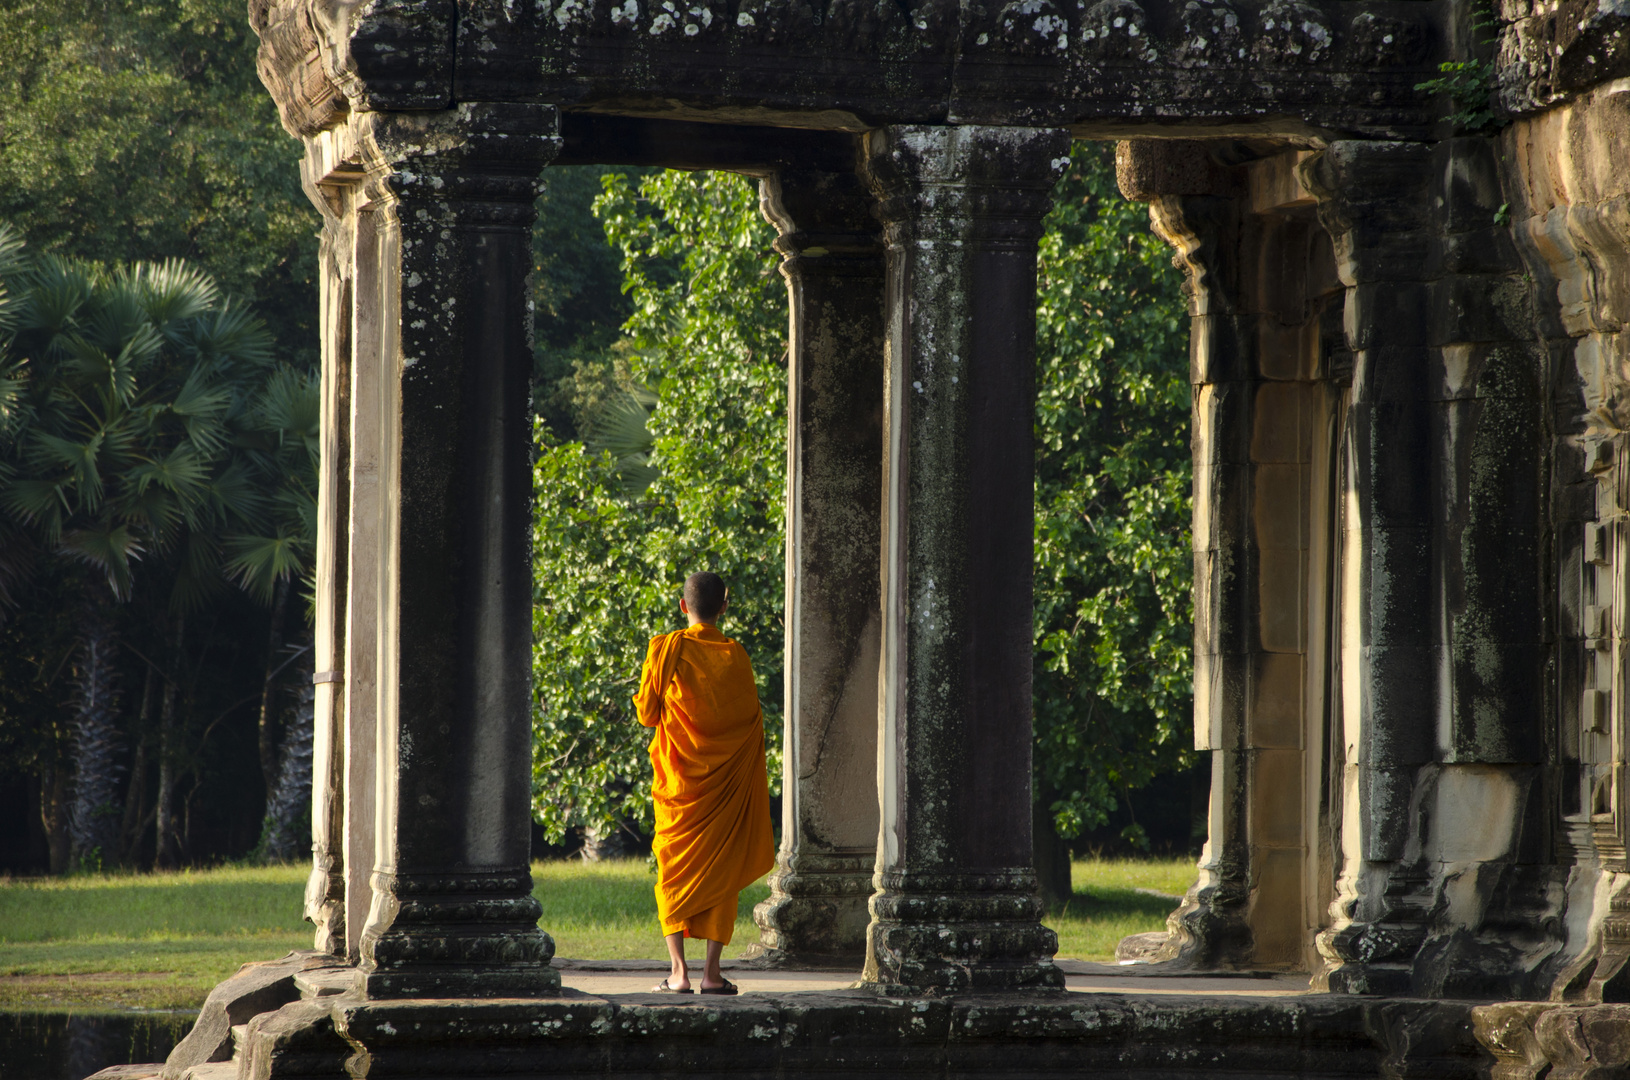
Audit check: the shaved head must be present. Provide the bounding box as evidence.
[683,572,727,621]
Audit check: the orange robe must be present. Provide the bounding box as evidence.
[634,623,775,944]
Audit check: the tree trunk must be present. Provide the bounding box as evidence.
[118,667,156,866]
[261,655,315,863]
[118,737,148,866]
[257,578,291,805]
[41,767,70,874]
[68,601,124,870]
[154,614,184,870]
[1032,785,1073,912]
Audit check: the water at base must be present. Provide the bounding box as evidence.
[0,1011,193,1080]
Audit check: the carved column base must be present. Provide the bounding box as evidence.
[862,870,1065,995]
[357,871,559,999]
[748,851,874,966]
[304,849,346,957]
[1314,867,1433,996]
[1145,872,1253,969]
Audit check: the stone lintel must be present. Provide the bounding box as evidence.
[253,0,1449,142]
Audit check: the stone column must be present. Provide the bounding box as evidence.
[1310,139,1554,999]
[859,124,1069,995]
[751,167,885,965]
[348,102,561,999]
[299,156,358,957]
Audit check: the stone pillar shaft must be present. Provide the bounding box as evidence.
[752,167,885,964]
[347,102,561,999]
[299,160,356,957]
[859,124,1068,995]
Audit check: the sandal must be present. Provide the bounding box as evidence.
[652,978,693,994]
[698,979,738,995]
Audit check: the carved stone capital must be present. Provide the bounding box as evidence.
[863,125,1070,246]
[356,102,562,228]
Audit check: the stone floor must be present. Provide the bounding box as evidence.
[95,961,1489,1080]
[555,958,1315,999]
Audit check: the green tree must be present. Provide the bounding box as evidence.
[0,225,312,867]
[1032,144,1194,868]
[530,170,787,847]
[0,0,317,361]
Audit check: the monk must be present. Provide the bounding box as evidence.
[633,571,775,994]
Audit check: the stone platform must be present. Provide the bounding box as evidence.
[98,959,1495,1080]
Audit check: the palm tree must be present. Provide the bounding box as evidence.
[222,364,320,861]
[0,224,296,868]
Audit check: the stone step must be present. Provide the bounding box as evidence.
[180,1064,237,1080]
[82,1067,162,1080]
[295,965,356,1000]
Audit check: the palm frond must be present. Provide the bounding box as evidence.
[63,322,159,406]
[257,366,320,452]
[0,222,27,281]
[129,259,218,328]
[166,529,227,614]
[177,300,274,374]
[18,256,96,353]
[585,386,657,461]
[201,458,269,529]
[127,444,211,505]
[0,223,25,340]
[585,387,660,495]
[221,529,309,606]
[58,522,143,600]
[0,478,67,543]
[0,357,28,437]
[29,428,106,506]
[166,363,232,455]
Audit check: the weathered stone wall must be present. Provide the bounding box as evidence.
[1499,78,1630,1008]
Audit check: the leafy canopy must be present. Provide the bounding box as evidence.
[0,224,318,612]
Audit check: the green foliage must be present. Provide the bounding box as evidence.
[0,0,317,361]
[1415,60,1498,131]
[1032,143,1194,845]
[1414,1,1501,132]
[0,233,314,610]
[531,171,787,844]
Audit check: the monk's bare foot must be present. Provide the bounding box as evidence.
[658,965,691,992]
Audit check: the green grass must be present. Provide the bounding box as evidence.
[0,857,1194,1010]
[1050,857,1193,960]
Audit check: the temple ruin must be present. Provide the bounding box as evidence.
[119,0,1630,1074]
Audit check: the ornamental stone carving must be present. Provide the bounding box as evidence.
[1347,10,1427,67]
[1251,0,1333,64]
[1173,0,1243,66]
[1077,0,1155,63]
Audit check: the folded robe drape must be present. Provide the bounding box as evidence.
[634,623,775,944]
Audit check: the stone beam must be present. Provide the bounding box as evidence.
[554,114,856,174]
[752,166,885,965]
[342,102,562,999]
[252,0,1447,143]
[859,124,1068,995]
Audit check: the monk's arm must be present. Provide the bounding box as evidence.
[632,635,664,728]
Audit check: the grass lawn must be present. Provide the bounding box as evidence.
[0,857,1194,1010]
